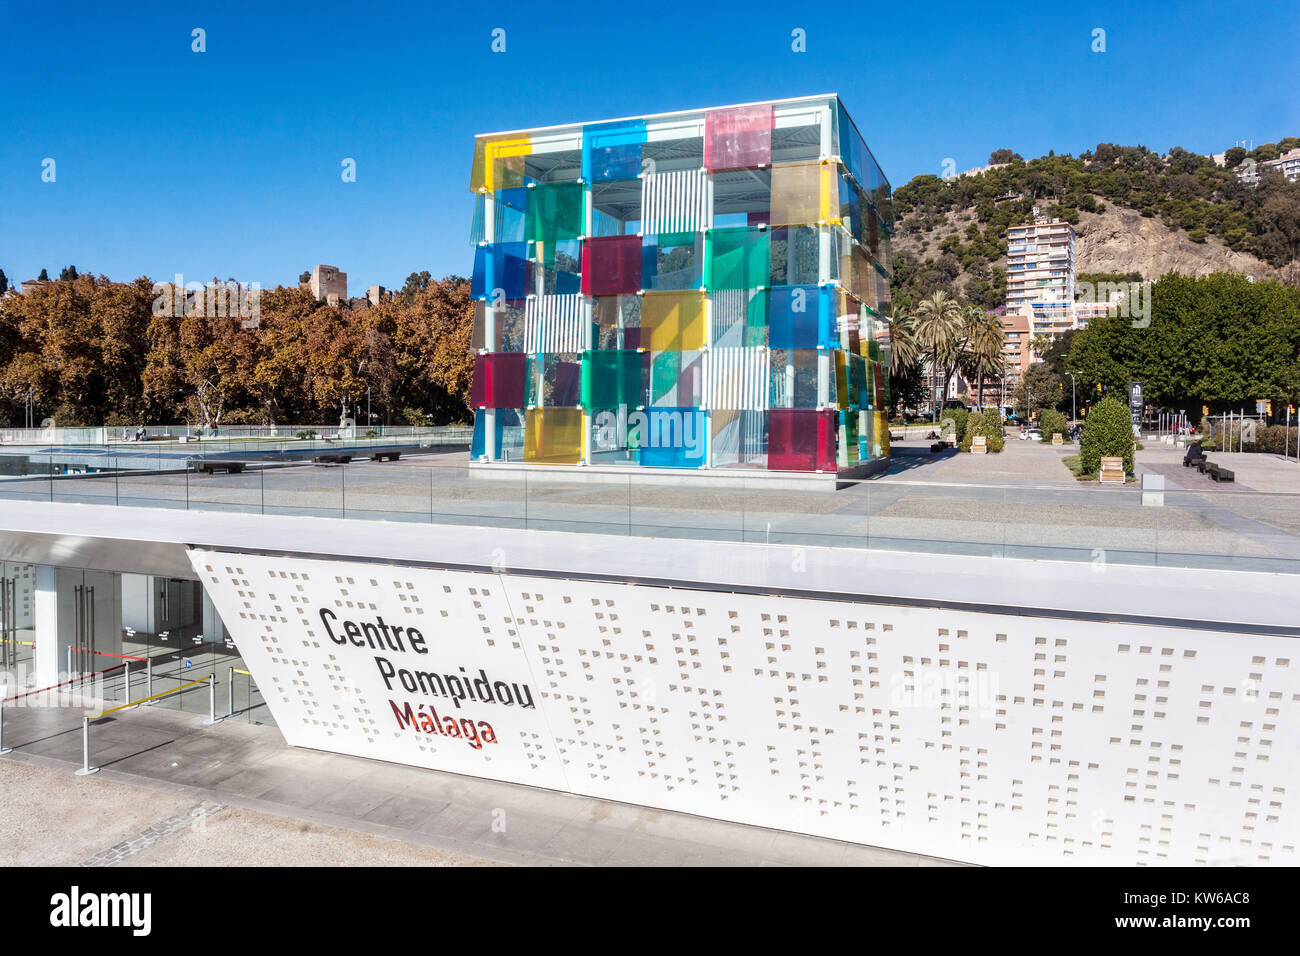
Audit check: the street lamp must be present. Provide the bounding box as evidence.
[1067,372,1076,425]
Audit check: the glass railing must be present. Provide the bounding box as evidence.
[2,450,1300,574]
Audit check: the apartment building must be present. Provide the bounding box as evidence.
[1237,149,1300,185]
[1005,217,1075,337]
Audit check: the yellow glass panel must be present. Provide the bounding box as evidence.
[875,411,889,457]
[524,407,583,464]
[770,162,839,227]
[641,291,705,351]
[470,136,533,192]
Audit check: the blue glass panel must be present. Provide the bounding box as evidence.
[637,408,707,468]
[641,232,703,291]
[471,408,525,461]
[471,242,528,300]
[583,120,647,183]
[769,285,823,349]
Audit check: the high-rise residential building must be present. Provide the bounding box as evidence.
[1005,217,1075,338]
[999,311,1032,391]
[466,95,894,476]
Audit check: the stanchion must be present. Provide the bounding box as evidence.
[227,666,234,719]
[0,689,11,755]
[124,660,131,706]
[75,715,99,776]
[66,645,72,679]
[146,655,153,701]
[204,673,219,725]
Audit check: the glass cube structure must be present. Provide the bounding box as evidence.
[468,95,892,472]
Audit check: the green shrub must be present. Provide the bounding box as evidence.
[1039,409,1069,443]
[1242,425,1298,454]
[939,407,970,444]
[1080,396,1134,474]
[364,429,378,438]
[296,429,317,440]
[959,411,1006,453]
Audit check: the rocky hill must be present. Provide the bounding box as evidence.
[888,139,1300,309]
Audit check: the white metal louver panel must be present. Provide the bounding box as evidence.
[705,348,770,411]
[642,168,707,235]
[524,294,585,352]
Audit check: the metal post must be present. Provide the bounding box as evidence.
[204,673,218,725]
[146,655,153,701]
[75,715,98,775]
[228,665,234,719]
[0,690,11,755]
[66,644,72,680]
[124,660,131,706]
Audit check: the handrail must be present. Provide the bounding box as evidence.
[2,661,125,704]
[88,676,210,720]
[68,645,147,662]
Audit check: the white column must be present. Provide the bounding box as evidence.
[201,586,225,643]
[33,565,66,688]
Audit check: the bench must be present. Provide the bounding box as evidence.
[930,441,949,453]
[970,435,987,455]
[1051,433,1063,446]
[1099,456,1126,483]
[312,454,353,465]
[1182,444,1206,467]
[193,460,245,475]
[369,451,402,462]
[1205,462,1235,483]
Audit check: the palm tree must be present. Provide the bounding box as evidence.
[907,291,962,421]
[958,306,1006,410]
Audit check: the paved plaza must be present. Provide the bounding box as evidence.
[0,702,952,867]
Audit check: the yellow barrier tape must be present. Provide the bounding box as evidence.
[0,639,35,647]
[232,668,252,676]
[89,676,211,719]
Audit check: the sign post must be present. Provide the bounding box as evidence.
[1129,382,1144,435]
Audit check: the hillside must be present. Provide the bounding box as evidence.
[889,139,1300,310]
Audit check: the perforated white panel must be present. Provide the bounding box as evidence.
[190,548,1299,866]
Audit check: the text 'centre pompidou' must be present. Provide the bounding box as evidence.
[468,95,893,473]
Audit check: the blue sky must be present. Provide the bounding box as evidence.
[2,0,1296,293]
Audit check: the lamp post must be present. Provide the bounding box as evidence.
[1067,372,1076,425]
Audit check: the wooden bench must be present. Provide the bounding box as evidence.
[369,451,402,462]
[1099,456,1126,483]
[1205,462,1235,482]
[312,454,353,465]
[193,460,245,475]
[970,435,987,455]
[1051,433,1063,446]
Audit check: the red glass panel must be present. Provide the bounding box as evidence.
[705,104,773,172]
[581,235,642,296]
[768,408,836,471]
[472,352,525,408]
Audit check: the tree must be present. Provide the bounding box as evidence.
[0,269,8,296]
[298,270,311,286]
[37,269,49,281]
[1079,396,1134,474]
[400,271,432,302]
[1014,362,1064,420]
[958,305,1005,409]
[1224,147,1246,169]
[906,291,962,420]
[988,149,1022,165]
[59,266,78,281]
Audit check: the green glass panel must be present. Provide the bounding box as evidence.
[527,182,584,242]
[581,349,644,408]
[706,226,769,291]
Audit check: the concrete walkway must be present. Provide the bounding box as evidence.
[0,701,957,867]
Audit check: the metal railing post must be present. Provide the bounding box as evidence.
[75,715,99,775]
[228,665,234,719]
[0,690,11,755]
[205,673,218,725]
[146,655,153,701]
[66,645,72,680]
